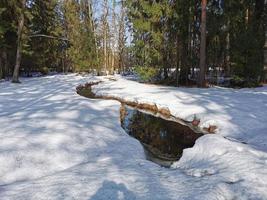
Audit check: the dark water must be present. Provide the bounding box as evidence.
[120,104,203,167]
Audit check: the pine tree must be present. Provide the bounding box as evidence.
[0,0,20,79]
[29,0,64,74]
[198,0,207,87]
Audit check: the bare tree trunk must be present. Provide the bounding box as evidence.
[104,28,107,74]
[176,36,182,87]
[110,0,116,74]
[260,0,267,81]
[103,0,108,75]
[12,0,26,83]
[225,19,230,76]
[118,0,125,74]
[1,49,8,79]
[0,52,3,79]
[87,0,99,73]
[111,52,115,74]
[265,30,267,82]
[198,0,207,87]
[3,50,9,78]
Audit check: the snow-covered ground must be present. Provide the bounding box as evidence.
[0,74,267,200]
[93,76,267,152]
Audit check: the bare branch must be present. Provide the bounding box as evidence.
[28,34,69,41]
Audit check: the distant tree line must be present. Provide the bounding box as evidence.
[0,0,127,82]
[0,0,266,87]
[126,0,267,87]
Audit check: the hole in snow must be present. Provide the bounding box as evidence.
[120,104,203,167]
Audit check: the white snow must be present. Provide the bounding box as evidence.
[0,74,267,200]
[93,76,267,152]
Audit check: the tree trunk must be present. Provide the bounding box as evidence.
[1,49,8,79]
[118,0,125,74]
[12,35,23,82]
[163,38,168,80]
[264,30,267,81]
[180,41,188,85]
[176,36,182,87]
[111,0,116,74]
[103,0,108,75]
[224,17,231,77]
[104,24,107,74]
[12,0,26,83]
[254,0,266,82]
[163,57,168,80]
[265,0,267,81]
[198,0,207,87]
[87,0,99,73]
[111,51,115,75]
[0,51,3,79]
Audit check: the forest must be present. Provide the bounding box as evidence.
[1,1,267,199]
[0,0,266,87]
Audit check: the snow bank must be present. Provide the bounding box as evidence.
[93,76,267,152]
[173,134,267,199]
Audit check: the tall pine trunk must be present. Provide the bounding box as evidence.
[198,0,207,87]
[264,0,267,79]
[225,19,231,76]
[254,0,265,82]
[265,29,267,82]
[176,36,182,86]
[0,52,3,79]
[118,0,125,74]
[12,0,26,83]
[0,49,8,79]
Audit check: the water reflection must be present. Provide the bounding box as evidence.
[120,104,203,167]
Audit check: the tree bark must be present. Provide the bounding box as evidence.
[0,51,3,79]
[87,0,99,73]
[12,0,26,83]
[111,0,116,74]
[118,0,125,74]
[103,0,108,75]
[198,0,207,87]
[225,19,231,76]
[265,0,267,81]
[0,49,8,79]
[176,36,182,87]
[255,0,266,81]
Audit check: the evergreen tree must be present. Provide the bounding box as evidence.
[1,0,265,86]
[28,0,64,74]
[63,0,98,72]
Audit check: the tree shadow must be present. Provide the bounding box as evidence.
[0,75,172,199]
[90,180,136,200]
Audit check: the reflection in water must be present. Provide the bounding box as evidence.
[120,104,203,167]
